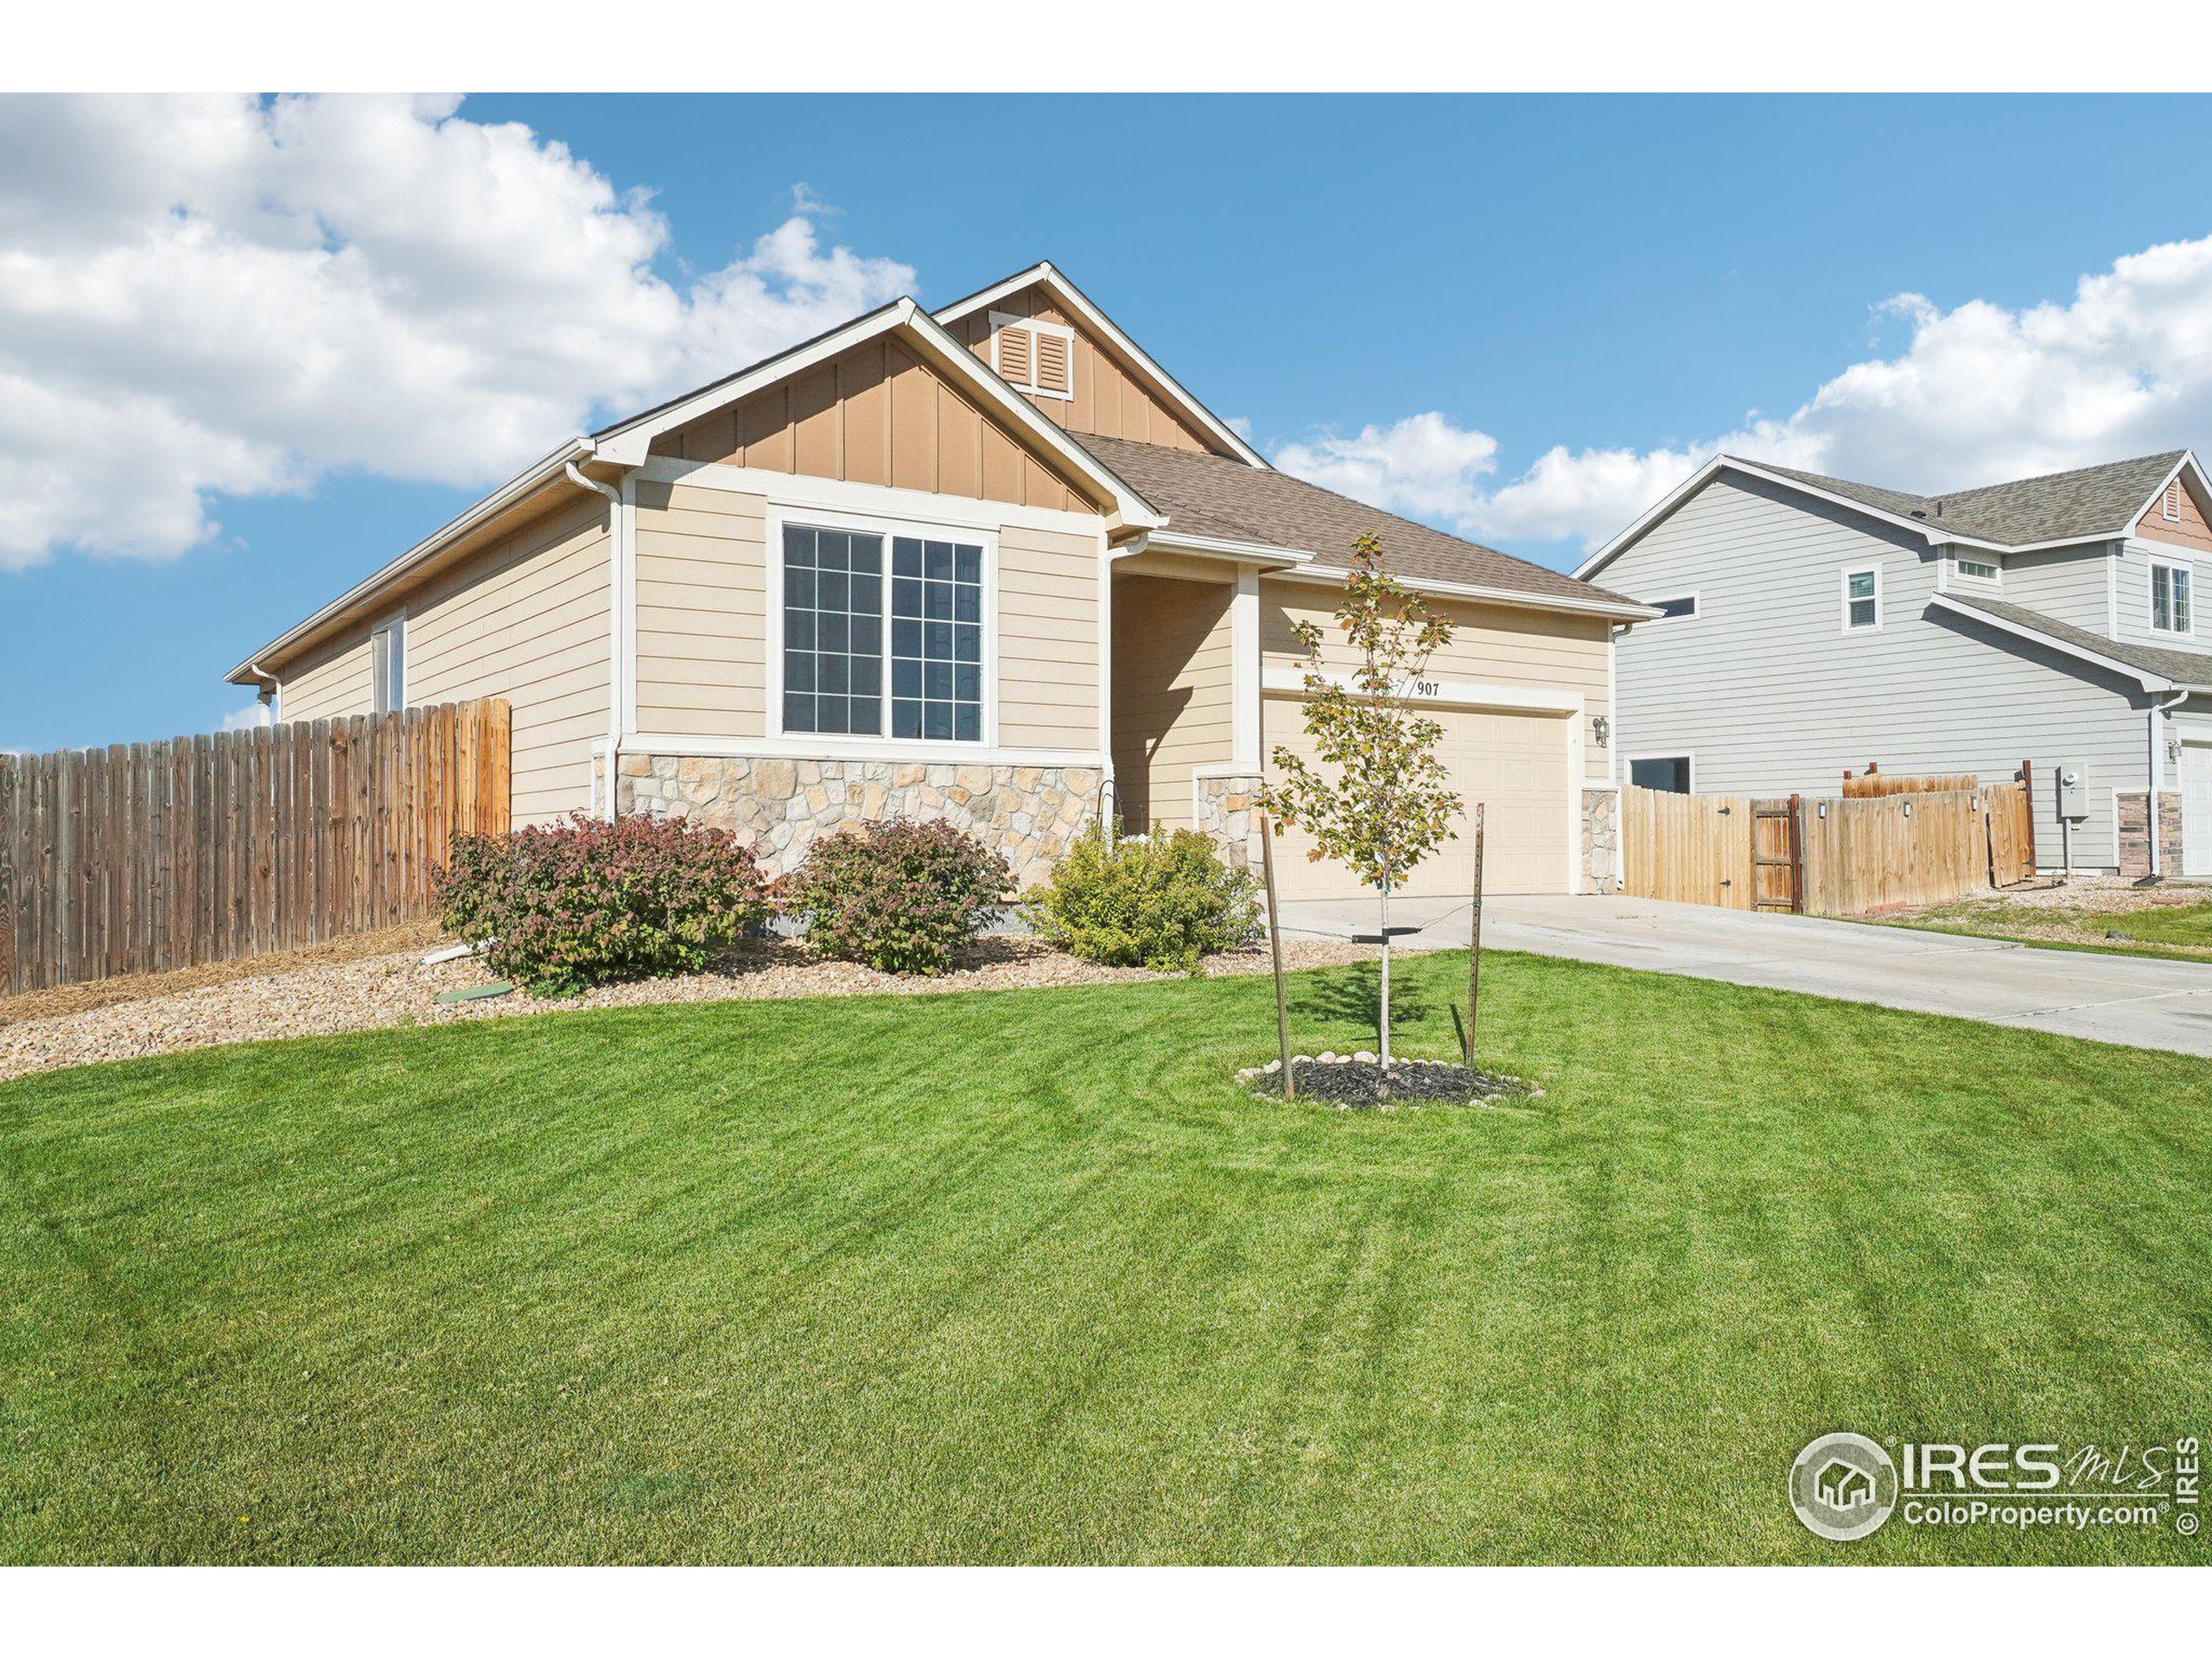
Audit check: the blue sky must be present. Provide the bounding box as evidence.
[8,92,2212,753]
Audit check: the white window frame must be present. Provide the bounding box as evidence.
[1625,752,1695,794]
[1840,563,1883,632]
[2150,556,2194,638]
[369,612,406,714]
[765,504,1001,753]
[1647,593,1700,622]
[1952,554,2000,584]
[988,310,1075,402]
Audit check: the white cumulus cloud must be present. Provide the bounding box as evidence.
[0,95,915,571]
[1274,232,2212,553]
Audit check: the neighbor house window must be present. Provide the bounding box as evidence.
[989,311,1073,400]
[1650,594,1698,620]
[2152,559,2193,635]
[1630,756,1692,793]
[370,617,405,714]
[1841,565,1881,631]
[780,522,985,741]
[1955,556,1999,582]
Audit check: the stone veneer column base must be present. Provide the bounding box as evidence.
[1194,772,1265,868]
[617,754,1103,886]
[2115,790,2183,880]
[1581,787,1621,894]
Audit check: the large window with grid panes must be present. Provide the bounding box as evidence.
[779,520,987,741]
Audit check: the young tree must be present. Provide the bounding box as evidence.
[1258,533,1462,1066]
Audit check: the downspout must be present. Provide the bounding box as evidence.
[567,460,624,817]
[2148,686,2190,879]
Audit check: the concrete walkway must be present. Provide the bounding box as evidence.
[1274,893,2212,1058]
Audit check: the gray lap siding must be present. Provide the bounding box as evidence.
[1606,474,2148,872]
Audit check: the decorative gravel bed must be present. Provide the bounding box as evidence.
[0,934,1402,1084]
[1239,1052,1535,1109]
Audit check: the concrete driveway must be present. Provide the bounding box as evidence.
[1274,893,2212,1058]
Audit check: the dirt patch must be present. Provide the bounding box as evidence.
[0,932,1401,1084]
[0,920,447,1027]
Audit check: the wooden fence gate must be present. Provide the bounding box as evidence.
[1622,779,2034,917]
[0,699,510,996]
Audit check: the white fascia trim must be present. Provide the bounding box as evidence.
[226,435,595,683]
[637,455,1109,538]
[1277,563,1661,622]
[1926,592,2182,692]
[1116,529,1316,570]
[1573,456,2012,583]
[2120,452,2208,539]
[931,262,1270,470]
[601,299,1163,532]
[1260,664,1584,716]
[623,734,1104,768]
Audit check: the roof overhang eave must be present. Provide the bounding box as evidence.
[224,435,601,684]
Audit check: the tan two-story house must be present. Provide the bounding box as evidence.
[229,264,1653,898]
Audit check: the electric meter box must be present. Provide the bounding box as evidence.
[2057,766,2088,822]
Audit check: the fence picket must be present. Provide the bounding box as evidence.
[0,699,509,995]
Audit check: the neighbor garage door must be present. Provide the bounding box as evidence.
[1261,692,1573,899]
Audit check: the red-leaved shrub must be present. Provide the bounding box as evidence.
[438,812,768,995]
[778,817,1014,975]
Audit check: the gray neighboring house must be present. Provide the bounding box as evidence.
[1578,449,2212,878]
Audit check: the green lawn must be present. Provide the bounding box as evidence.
[4,951,2209,1564]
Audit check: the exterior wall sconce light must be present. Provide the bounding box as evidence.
[1592,715,1610,747]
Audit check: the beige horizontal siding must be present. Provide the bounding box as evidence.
[1111,573,1234,832]
[996,524,1101,748]
[270,494,611,826]
[400,495,611,824]
[1261,582,1611,763]
[280,632,373,723]
[633,481,768,736]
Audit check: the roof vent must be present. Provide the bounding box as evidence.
[1910,509,1927,519]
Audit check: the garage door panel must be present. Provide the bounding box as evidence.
[1262,694,1571,900]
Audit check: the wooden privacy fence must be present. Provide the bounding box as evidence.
[0,699,510,996]
[1622,779,2034,917]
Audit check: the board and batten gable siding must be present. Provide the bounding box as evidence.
[269,495,612,825]
[1603,472,2148,870]
[645,334,1096,516]
[1258,582,1612,774]
[944,289,1223,455]
[1999,544,2112,633]
[1110,573,1234,833]
[630,480,1104,750]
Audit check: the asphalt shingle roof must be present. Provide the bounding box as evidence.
[1936,592,2212,687]
[1754,452,2187,548]
[1073,434,1637,608]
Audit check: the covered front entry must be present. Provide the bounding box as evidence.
[2183,738,2212,879]
[1260,690,1575,899]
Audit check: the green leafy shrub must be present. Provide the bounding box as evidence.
[779,818,1014,975]
[437,812,768,995]
[1025,825,1262,974]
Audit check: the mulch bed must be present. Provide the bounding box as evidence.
[1243,1056,1535,1109]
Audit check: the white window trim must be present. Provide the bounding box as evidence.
[1624,752,1696,794]
[1646,592,1700,621]
[988,310,1076,402]
[765,503,1001,754]
[369,610,406,714]
[2149,556,2195,638]
[1951,554,2001,585]
[1840,563,1884,632]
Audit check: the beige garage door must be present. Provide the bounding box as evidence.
[1262,693,1573,899]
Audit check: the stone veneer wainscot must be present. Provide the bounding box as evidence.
[617,754,1103,885]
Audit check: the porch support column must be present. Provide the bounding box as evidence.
[1231,567,1262,772]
